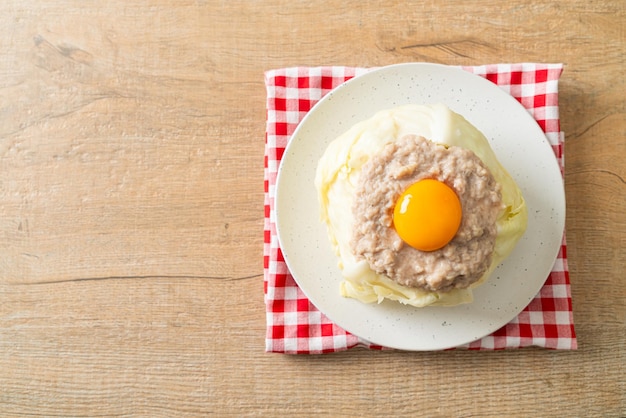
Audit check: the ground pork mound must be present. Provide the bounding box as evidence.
[350,134,503,292]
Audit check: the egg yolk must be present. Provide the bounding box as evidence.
[393,179,462,251]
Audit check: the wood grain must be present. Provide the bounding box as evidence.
[1,0,624,416]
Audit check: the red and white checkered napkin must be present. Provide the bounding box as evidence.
[263,64,577,354]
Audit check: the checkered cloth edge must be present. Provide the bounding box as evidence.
[263,64,576,354]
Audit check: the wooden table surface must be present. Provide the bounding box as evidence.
[1,1,624,416]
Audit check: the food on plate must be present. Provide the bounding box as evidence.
[314,103,528,307]
[352,134,502,293]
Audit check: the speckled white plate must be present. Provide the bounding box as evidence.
[275,63,565,351]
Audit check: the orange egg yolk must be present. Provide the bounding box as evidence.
[393,179,462,252]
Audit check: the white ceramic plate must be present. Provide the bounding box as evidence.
[275,63,565,351]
